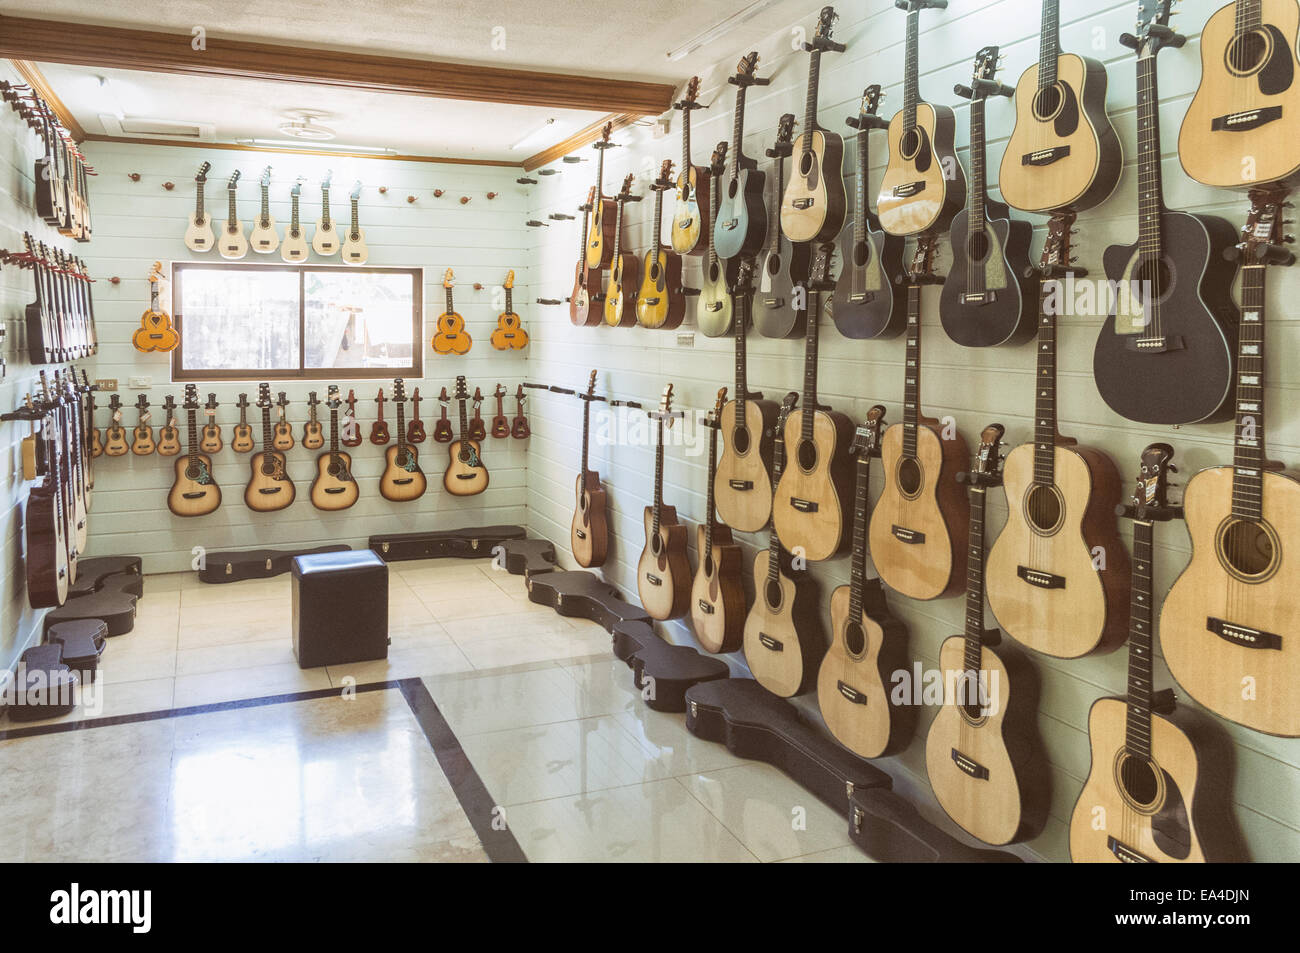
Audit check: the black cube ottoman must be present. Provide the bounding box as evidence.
[292,550,389,669]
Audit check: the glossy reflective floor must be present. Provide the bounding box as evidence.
[1,559,870,862]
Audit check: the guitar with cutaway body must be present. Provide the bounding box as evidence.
[444,376,489,496]
[585,123,618,271]
[310,385,359,511]
[637,384,691,620]
[379,378,427,502]
[168,384,222,517]
[691,388,746,654]
[671,77,711,256]
[602,174,640,328]
[244,383,295,512]
[755,113,810,339]
[695,142,735,337]
[712,51,768,262]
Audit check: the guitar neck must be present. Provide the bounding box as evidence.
[580,399,591,478]
[1038,0,1060,87]
[350,199,359,237]
[322,189,331,226]
[847,452,872,619]
[1126,519,1156,759]
[261,405,273,451]
[1235,0,1263,32]
[1135,48,1165,257]
[853,127,869,243]
[969,97,988,229]
[708,168,721,266]
[195,181,205,221]
[703,426,719,558]
[734,285,750,411]
[652,190,665,251]
[903,9,920,132]
[1232,262,1267,519]
[802,51,822,144]
[1033,281,1058,483]
[767,155,785,254]
[799,291,822,443]
[681,107,692,175]
[963,486,988,673]
[291,197,300,231]
[395,400,407,450]
[731,86,749,174]
[329,406,341,465]
[901,284,922,458]
[652,422,665,536]
[260,187,270,226]
[458,396,469,442]
[228,188,237,224]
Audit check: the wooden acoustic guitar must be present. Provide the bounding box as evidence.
[88,390,103,458]
[183,161,215,252]
[130,395,155,456]
[132,261,179,353]
[167,384,221,517]
[218,170,248,260]
[157,395,181,456]
[999,0,1123,213]
[491,270,529,349]
[636,160,686,330]
[743,392,820,698]
[755,113,809,340]
[1160,188,1300,737]
[780,6,848,244]
[25,381,70,607]
[491,386,510,439]
[302,391,324,450]
[340,182,368,264]
[311,173,339,256]
[379,378,427,502]
[248,166,279,254]
[272,392,294,451]
[691,388,746,654]
[102,394,128,456]
[637,384,691,620]
[370,389,390,444]
[342,389,363,447]
[281,179,310,262]
[602,174,640,327]
[469,388,488,442]
[511,385,530,439]
[231,393,255,452]
[1180,0,1300,190]
[571,371,609,568]
[309,385,360,511]
[407,388,427,443]
[244,383,295,512]
[585,122,618,271]
[986,213,1129,657]
[671,77,710,256]
[713,52,768,262]
[926,424,1042,846]
[877,0,966,238]
[570,186,602,327]
[200,393,222,453]
[819,405,912,760]
[433,269,472,354]
[695,142,734,337]
[444,376,489,496]
[868,233,970,599]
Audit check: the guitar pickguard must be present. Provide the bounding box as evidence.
[1052,83,1081,139]
[1259,25,1295,96]
[1150,768,1193,861]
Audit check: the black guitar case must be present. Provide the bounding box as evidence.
[198,545,351,583]
[9,644,78,721]
[369,525,525,562]
[610,621,729,712]
[500,538,558,578]
[525,570,650,632]
[43,571,140,636]
[848,788,1022,863]
[67,556,143,598]
[48,619,108,682]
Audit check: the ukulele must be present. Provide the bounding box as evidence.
[780,7,848,244]
[1000,0,1123,213]
[743,393,819,697]
[570,186,602,327]
[695,141,734,338]
[636,384,691,620]
[1179,0,1300,190]
[312,173,339,256]
[636,160,686,330]
[926,423,1040,846]
[302,391,324,450]
[833,86,907,340]
[819,404,912,760]
[490,270,528,349]
[712,52,768,262]
[986,212,1130,656]
[772,245,854,562]
[59,373,88,556]
[78,371,97,489]
[671,77,710,256]
[370,389,391,444]
[407,388,427,443]
[244,383,295,512]
[379,378,427,502]
[273,392,294,451]
[24,381,70,607]
[167,383,222,517]
[1093,0,1241,426]
[940,46,1037,349]
[433,269,472,354]
[491,384,511,438]
[157,394,181,455]
[132,261,179,352]
[691,388,746,654]
[249,166,279,254]
[468,388,487,441]
[130,395,155,455]
[281,179,310,262]
[231,393,255,452]
[183,161,215,251]
[584,122,618,270]
[89,390,103,457]
[341,389,363,447]
[103,394,128,456]
[602,174,640,328]
[444,376,489,496]
[1070,444,1225,862]
[310,385,360,511]
[341,182,368,264]
[755,113,809,340]
[868,233,971,599]
[218,170,248,259]
[433,387,454,442]
[570,370,609,568]
[877,0,966,237]
[511,386,530,439]
[715,257,777,533]
[1160,188,1300,737]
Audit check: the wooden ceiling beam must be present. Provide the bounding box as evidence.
[523,114,641,172]
[0,15,675,116]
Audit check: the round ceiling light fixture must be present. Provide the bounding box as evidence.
[277,109,336,141]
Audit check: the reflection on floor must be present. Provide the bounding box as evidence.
[1,559,870,862]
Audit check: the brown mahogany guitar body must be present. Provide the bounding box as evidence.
[571,471,609,568]
[637,506,690,621]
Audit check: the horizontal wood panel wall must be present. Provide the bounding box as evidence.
[522,0,1300,862]
[77,141,531,572]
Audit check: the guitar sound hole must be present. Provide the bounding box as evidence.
[1119,753,1159,809]
[765,579,783,610]
[732,427,750,456]
[1134,257,1172,305]
[966,230,991,264]
[852,240,872,269]
[1227,29,1268,75]
[185,465,200,480]
[651,533,663,556]
[796,438,818,473]
[899,127,921,161]
[1219,519,1275,578]
[1032,83,1062,121]
[897,457,921,496]
[1026,483,1063,533]
[261,462,275,476]
[844,620,866,657]
[798,151,815,177]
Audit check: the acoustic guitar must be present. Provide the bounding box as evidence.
[1093,0,1241,426]
[511,385,530,439]
[183,161,215,252]
[715,257,777,533]
[407,388,427,443]
[637,384,691,620]
[444,376,489,496]
[602,174,640,327]
[819,405,912,760]
[571,370,609,568]
[926,424,1041,846]
[780,6,848,244]
[342,389,363,447]
[157,395,181,456]
[25,382,70,607]
[433,269,472,354]
[272,392,294,451]
[168,384,222,518]
[772,245,854,562]
[755,113,809,340]
[570,186,602,327]
[218,170,248,260]
[671,77,711,256]
[281,179,310,262]
[1160,188,1300,737]
[132,261,179,353]
[311,173,339,256]
[491,385,510,439]
[379,378,427,502]
[103,394,128,456]
[433,387,454,443]
[491,270,529,349]
[585,122,618,271]
[230,393,255,452]
[302,391,324,450]
[743,392,820,697]
[244,383,295,512]
[200,393,223,453]
[130,395,155,456]
[999,0,1123,213]
[713,52,768,262]
[340,182,368,264]
[986,213,1129,658]
[877,0,966,237]
[868,233,970,599]
[1070,444,1227,862]
[248,166,279,254]
[1179,0,1300,190]
[636,160,686,330]
[695,142,734,338]
[309,385,360,511]
[940,47,1037,349]
[691,388,746,654]
[89,389,103,458]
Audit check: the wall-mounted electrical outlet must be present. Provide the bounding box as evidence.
[675,332,694,348]
[94,378,119,391]
[128,376,152,389]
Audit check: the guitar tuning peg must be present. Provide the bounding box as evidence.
[486,192,498,200]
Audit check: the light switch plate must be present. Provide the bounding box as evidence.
[94,378,118,391]
[675,332,694,348]
[128,376,151,389]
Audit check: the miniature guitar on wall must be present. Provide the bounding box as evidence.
[407,388,427,443]
[302,390,324,450]
[130,395,155,455]
[167,384,221,517]
[512,386,530,440]
[200,393,222,453]
[183,161,214,252]
[379,378,427,502]
[218,170,248,260]
[370,389,390,444]
[490,270,528,349]
[341,389,363,447]
[340,181,367,264]
[249,166,279,254]
[433,269,472,354]
[491,384,511,439]
[444,375,489,496]
[281,179,310,262]
[312,173,339,256]
[103,394,128,456]
[231,392,255,452]
[272,391,294,451]
[433,387,453,442]
[309,385,360,511]
[157,395,181,455]
[132,261,179,353]
[244,383,295,512]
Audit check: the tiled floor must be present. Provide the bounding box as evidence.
[1,559,870,863]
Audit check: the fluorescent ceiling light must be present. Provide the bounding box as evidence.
[666,0,779,61]
[512,117,575,152]
[237,138,396,154]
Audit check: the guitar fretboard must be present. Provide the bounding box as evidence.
[901,285,922,459]
[766,153,785,256]
[730,86,749,179]
[800,289,823,446]
[1037,0,1060,88]
[186,407,199,466]
[734,284,750,431]
[801,50,822,150]
[260,402,273,452]
[580,398,591,478]
[968,97,988,250]
[1235,0,1263,36]
[328,405,341,469]
[321,188,331,227]
[766,419,789,585]
[847,450,873,621]
[902,10,920,133]
[1033,281,1058,484]
[853,127,870,244]
[260,185,270,227]
[1135,49,1165,262]
[349,199,359,240]
[1125,520,1156,760]
[195,180,205,224]
[963,486,988,674]
[227,187,238,229]
[1233,263,1267,520]
[651,420,665,537]
[703,423,719,560]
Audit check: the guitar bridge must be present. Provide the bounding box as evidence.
[758,633,784,652]
[890,525,925,544]
[1124,335,1184,353]
[836,681,867,705]
[891,181,926,198]
[950,749,989,781]
[1106,836,1153,863]
[1021,146,1070,166]
[1211,106,1281,132]
[575,529,587,540]
[1017,566,1064,589]
[789,497,819,513]
[696,600,715,615]
[959,291,997,305]
[728,479,754,491]
[792,198,814,209]
[1207,617,1281,651]
[645,573,663,586]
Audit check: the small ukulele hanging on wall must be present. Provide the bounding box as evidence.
[433,268,472,354]
[490,270,528,350]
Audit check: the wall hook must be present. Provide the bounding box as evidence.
[486,192,498,200]
[162,181,175,190]
[378,186,388,194]
[407,194,416,203]
[127,173,141,182]
[433,189,444,198]
[109,276,121,285]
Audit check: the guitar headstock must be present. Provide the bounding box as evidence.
[775,113,796,147]
[443,268,455,289]
[584,369,598,397]
[809,242,835,290]
[235,392,249,411]
[135,394,150,414]
[1133,0,1176,54]
[504,269,515,290]
[257,383,271,408]
[815,5,839,41]
[183,384,199,410]
[599,122,612,146]
[307,390,319,410]
[326,385,341,409]
[850,405,887,458]
[1241,187,1293,264]
[735,255,756,293]
[227,170,241,190]
[1040,210,1078,277]
[1131,442,1177,519]
[907,233,940,283]
[618,174,635,199]
[709,140,728,177]
[108,393,123,413]
[735,51,760,81]
[962,423,1006,487]
[259,166,272,188]
[291,180,303,198]
[777,392,799,432]
[321,171,332,191]
[654,159,675,190]
[658,383,675,426]
[195,161,210,183]
[350,181,362,201]
[582,185,597,212]
[970,45,1000,95]
[276,391,290,414]
[858,84,884,121]
[162,394,177,417]
[707,387,728,428]
[454,375,469,402]
[205,393,219,414]
[679,76,701,108]
[392,378,406,403]
[147,260,163,284]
